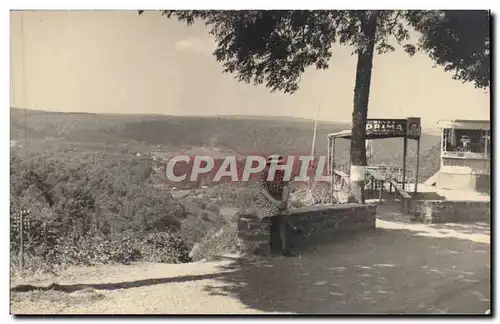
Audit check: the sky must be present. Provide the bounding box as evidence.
[10,10,490,129]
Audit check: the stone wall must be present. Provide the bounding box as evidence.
[410,200,491,224]
[436,172,490,193]
[237,204,377,256]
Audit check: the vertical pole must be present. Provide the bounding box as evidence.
[484,131,488,158]
[327,136,332,199]
[20,11,29,159]
[414,138,421,196]
[311,104,320,157]
[440,128,445,169]
[20,11,27,109]
[332,138,336,178]
[402,136,408,191]
[19,209,24,272]
[327,136,330,176]
[400,136,408,213]
[331,138,336,197]
[371,175,374,193]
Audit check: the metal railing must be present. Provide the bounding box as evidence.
[331,162,413,184]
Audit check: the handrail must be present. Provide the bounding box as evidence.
[386,179,412,199]
[365,168,385,182]
[365,169,412,200]
[333,164,411,182]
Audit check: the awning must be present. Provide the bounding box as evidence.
[327,130,352,139]
[328,130,407,140]
[437,119,490,131]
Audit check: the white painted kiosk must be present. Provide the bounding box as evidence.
[426,119,491,193]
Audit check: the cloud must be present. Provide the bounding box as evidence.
[174,37,215,55]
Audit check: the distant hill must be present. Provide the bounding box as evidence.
[10,108,441,180]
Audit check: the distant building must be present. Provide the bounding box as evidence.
[429,119,490,193]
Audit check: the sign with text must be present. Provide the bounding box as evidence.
[406,117,422,140]
[366,119,407,138]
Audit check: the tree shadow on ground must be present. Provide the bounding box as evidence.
[11,272,228,293]
[202,226,490,314]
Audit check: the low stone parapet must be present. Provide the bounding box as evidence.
[410,200,491,224]
[237,204,377,255]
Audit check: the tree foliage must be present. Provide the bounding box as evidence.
[140,10,489,92]
[407,10,490,89]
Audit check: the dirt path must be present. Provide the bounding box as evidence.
[11,219,490,314]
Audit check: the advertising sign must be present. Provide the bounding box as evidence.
[365,119,407,138]
[406,117,422,140]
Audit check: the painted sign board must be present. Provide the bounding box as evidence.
[365,119,407,138]
[364,118,421,139]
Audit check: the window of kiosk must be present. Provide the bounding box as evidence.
[442,129,490,158]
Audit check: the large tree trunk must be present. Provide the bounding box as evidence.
[348,11,378,204]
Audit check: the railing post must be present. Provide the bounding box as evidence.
[18,208,30,275]
[19,209,24,272]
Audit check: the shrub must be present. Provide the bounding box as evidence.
[51,234,142,266]
[139,231,192,263]
[18,230,192,269]
[189,222,239,261]
[10,152,198,270]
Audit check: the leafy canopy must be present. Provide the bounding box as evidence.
[407,10,490,89]
[140,10,489,92]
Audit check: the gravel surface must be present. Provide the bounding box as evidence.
[11,219,490,315]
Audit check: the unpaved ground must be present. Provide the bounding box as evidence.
[11,218,490,315]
